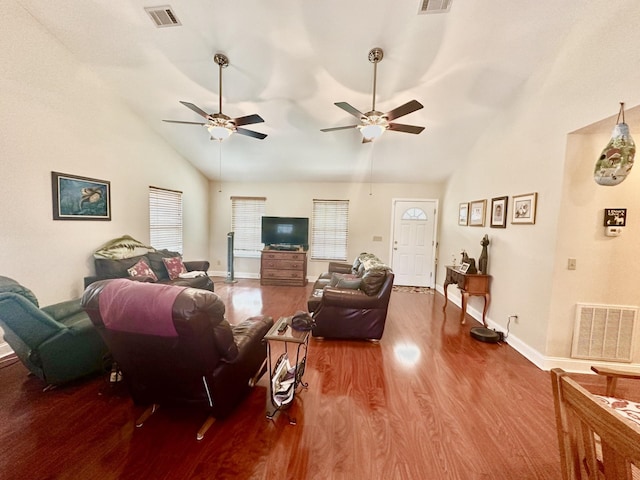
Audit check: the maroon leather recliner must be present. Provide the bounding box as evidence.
[82,279,273,439]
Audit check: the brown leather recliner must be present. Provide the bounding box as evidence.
[81,279,273,439]
[311,271,394,341]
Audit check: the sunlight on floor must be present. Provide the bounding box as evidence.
[393,342,421,367]
[225,286,264,318]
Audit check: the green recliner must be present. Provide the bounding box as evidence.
[0,276,109,386]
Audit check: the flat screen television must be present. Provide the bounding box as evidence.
[261,216,309,250]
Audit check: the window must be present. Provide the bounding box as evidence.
[311,199,349,261]
[149,186,183,253]
[231,196,266,257]
[402,208,427,220]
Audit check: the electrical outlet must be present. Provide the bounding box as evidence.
[567,258,576,270]
[216,260,221,266]
[372,235,383,242]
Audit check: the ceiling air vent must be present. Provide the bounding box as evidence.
[418,0,452,15]
[145,6,181,27]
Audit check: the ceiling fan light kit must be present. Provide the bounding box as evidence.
[207,124,232,141]
[359,123,386,140]
[162,53,266,141]
[321,47,425,142]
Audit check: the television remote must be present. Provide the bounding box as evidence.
[277,322,288,334]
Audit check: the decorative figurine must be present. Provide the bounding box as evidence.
[478,235,489,275]
[461,249,478,274]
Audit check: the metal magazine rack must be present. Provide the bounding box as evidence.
[263,316,309,425]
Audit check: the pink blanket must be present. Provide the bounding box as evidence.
[99,279,186,337]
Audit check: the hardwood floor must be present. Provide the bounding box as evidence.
[1,278,635,479]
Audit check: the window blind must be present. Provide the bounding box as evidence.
[311,199,349,261]
[231,196,266,257]
[149,186,183,253]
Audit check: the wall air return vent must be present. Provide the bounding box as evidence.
[571,303,637,363]
[145,6,181,27]
[418,0,452,15]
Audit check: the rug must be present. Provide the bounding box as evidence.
[392,285,433,294]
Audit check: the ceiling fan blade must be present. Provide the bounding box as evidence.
[162,120,206,125]
[335,102,365,119]
[384,100,423,121]
[320,125,359,132]
[236,127,267,140]
[233,113,264,127]
[388,123,425,134]
[179,101,211,119]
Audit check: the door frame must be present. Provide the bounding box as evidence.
[389,198,439,288]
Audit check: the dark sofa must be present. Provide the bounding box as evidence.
[84,249,213,291]
[307,253,394,341]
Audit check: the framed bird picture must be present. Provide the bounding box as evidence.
[51,172,111,220]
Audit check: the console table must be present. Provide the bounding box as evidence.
[442,266,491,325]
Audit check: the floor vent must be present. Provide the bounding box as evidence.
[571,303,637,363]
[144,6,181,28]
[418,0,452,15]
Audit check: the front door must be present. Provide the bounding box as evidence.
[391,200,437,287]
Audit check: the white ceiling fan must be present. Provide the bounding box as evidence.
[163,53,267,141]
[321,48,425,143]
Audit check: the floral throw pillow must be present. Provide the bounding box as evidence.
[127,259,158,282]
[162,256,187,280]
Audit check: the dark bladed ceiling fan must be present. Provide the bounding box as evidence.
[163,53,266,141]
[321,48,425,143]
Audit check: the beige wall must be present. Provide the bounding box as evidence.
[208,182,443,279]
[437,3,640,370]
[0,1,210,309]
[547,128,640,363]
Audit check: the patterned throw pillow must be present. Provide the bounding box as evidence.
[127,259,158,281]
[162,256,187,280]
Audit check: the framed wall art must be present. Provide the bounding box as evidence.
[490,196,508,228]
[469,199,486,226]
[458,203,469,226]
[51,171,111,221]
[511,192,537,225]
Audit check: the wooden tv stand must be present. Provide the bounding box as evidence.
[260,249,308,286]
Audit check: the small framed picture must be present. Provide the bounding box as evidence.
[459,262,470,273]
[490,196,508,228]
[458,203,469,226]
[512,192,538,225]
[469,200,486,227]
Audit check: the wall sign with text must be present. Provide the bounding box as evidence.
[603,208,626,227]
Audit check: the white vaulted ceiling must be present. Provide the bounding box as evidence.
[15,0,604,183]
